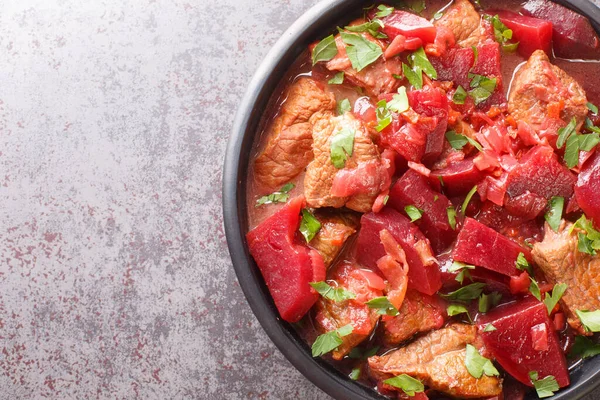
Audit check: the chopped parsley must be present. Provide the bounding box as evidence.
[387,87,410,113]
[571,215,600,255]
[375,4,394,18]
[337,98,351,115]
[468,73,497,105]
[447,207,457,230]
[345,19,387,39]
[405,205,424,222]
[576,310,600,332]
[588,102,599,114]
[383,374,425,396]
[299,209,321,243]
[256,183,295,206]
[465,344,500,379]
[529,372,559,398]
[340,32,383,72]
[543,283,568,315]
[349,367,361,380]
[453,85,468,105]
[516,252,533,275]
[447,304,471,320]
[445,130,483,151]
[311,324,354,357]
[366,296,400,316]
[529,277,542,301]
[556,117,577,149]
[483,323,497,332]
[440,282,486,302]
[310,281,356,302]
[312,34,338,65]
[479,292,502,313]
[570,336,600,359]
[403,47,437,89]
[328,72,345,85]
[376,99,393,132]
[330,127,355,168]
[485,14,519,52]
[462,185,478,215]
[545,196,564,233]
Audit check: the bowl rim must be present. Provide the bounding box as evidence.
[223,0,600,399]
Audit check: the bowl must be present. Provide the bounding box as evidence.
[223,0,600,398]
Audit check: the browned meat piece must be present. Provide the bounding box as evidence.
[254,78,336,190]
[532,223,600,335]
[434,0,492,47]
[304,111,383,213]
[311,211,359,267]
[314,262,383,360]
[508,50,588,135]
[383,290,446,345]
[326,33,402,97]
[369,324,502,398]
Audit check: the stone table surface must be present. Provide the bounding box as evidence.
[0,0,599,399]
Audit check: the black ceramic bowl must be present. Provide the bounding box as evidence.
[223,1,600,398]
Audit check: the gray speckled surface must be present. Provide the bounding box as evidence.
[0,0,598,399]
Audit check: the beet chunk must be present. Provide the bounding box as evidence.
[505,146,576,217]
[429,157,485,196]
[387,170,456,253]
[408,86,449,164]
[489,10,553,58]
[246,197,325,323]
[430,47,474,89]
[575,151,600,228]
[522,0,600,59]
[356,208,442,295]
[452,218,531,276]
[478,297,570,388]
[380,10,438,43]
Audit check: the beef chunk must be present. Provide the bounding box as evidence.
[304,111,385,212]
[434,0,492,47]
[254,78,336,190]
[369,324,502,398]
[383,290,446,345]
[326,33,403,97]
[314,262,383,360]
[532,223,600,335]
[508,50,588,138]
[311,211,359,267]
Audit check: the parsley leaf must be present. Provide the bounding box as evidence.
[405,205,424,222]
[340,32,383,72]
[465,344,500,379]
[375,4,394,18]
[403,62,422,89]
[485,14,519,52]
[330,127,355,168]
[448,304,471,319]
[468,73,497,105]
[328,72,345,85]
[337,98,351,115]
[479,292,502,313]
[453,85,467,105]
[483,323,497,332]
[407,0,426,14]
[403,47,437,89]
[383,374,425,396]
[310,281,356,302]
[366,296,400,316]
[348,346,380,359]
[388,86,410,113]
[588,102,599,114]
[448,261,476,273]
[256,183,295,207]
[543,283,567,315]
[440,282,486,302]
[375,100,393,132]
[516,252,533,275]
[349,367,361,380]
[577,310,600,332]
[545,196,564,233]
[564,133,580,168]
[433,11,444,20]
[345,19,386,39]
[456,269,473,284]
[529,372,559,398]
[570,336,600,359]
[579,133,600,152]
[311,324,354,357]
[300,209,321,243]
[312,34,338,65]
[445,130,482,151]
[462,185,478,215]
[447,207,457,230]
[557,117,577,149]
[578,232,596,255]
[530,277,542,301]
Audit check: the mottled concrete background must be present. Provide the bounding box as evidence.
[0,0,598,399]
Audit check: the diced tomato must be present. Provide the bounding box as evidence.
[380,10,437,43]
[246,197,325,323]
[429,157,485,196]
[355,269,387,291]
[387,170,456,253]
[408,86,449,164]
[522,0,600,59]
[553,312,566,331]
[478,297,570,388]
[453,218,532,277]
[488,10,553,58]
[356,208,442,296]
[575,151,600,228]
[385,34,423,58]
[425,26,455,57]
[509,271,531,294]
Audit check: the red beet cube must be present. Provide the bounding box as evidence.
[387,170,456,253]
[246,197,325,323]
[429,157,486,196]
[408,86,449,164]
[488,10,553,58]
[356,208,442,295]
[452,217,531,276]
[478,297,570,388]
[575,151,600,228]
[381,10,437,43]
[522,0,600,59]
[430,47,474,89]
[506,146,576,211]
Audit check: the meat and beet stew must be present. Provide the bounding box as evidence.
[245,0,600,398]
